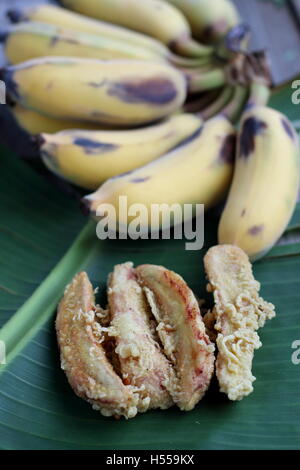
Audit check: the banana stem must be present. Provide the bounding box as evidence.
[200,86,234,120]
[221,85,249,123]
[180,62,217,78]
[246,82,271,109]
[216,23,251,61]
[187,68,226,93]
[169,52,215,69]
[172,37,214,58]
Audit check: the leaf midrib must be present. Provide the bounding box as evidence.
[0,221,97,372]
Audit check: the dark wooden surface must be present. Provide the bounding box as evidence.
[233,0,300,84]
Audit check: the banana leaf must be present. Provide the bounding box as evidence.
[0,83,300,450]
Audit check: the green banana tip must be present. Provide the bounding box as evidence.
[225,23,251,53]
[6,9,24,23]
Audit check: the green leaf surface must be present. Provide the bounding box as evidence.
[0,82,300,450]
[0,145,85,328]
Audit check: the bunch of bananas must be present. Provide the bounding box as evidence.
[1,0,299,260]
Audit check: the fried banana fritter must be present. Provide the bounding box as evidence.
[108,262,174,412]
[204,245,275,401]
[136,265,215,411]
[57,258,228,418]
[56,272,139,419]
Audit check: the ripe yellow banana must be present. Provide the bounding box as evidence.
[162,0,240,43]
[60,0,213,58]
[7,4,168,57]
[6,5,211,68]
[83,115,236,229]
[10,104,111,134]
[2,22,165,64]
[1,57,186,126]
[38,113,202,190]
[218,106,300,260]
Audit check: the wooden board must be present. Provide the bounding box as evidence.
[233,0,300,84]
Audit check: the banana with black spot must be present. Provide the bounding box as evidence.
[162,0,240,43]
[38,113,202,190]
[7,3,173,58]
[1,22,170,64]
[1,57,187,126]
[218,105,300,260]
[4,13,210,68]
[60,0,213,58]
[82,115,236,229]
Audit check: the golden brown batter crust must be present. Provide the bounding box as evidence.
[56,272,139,419]
[204,245,275,401]
[136,264,215,411]
[108,262,174,412]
